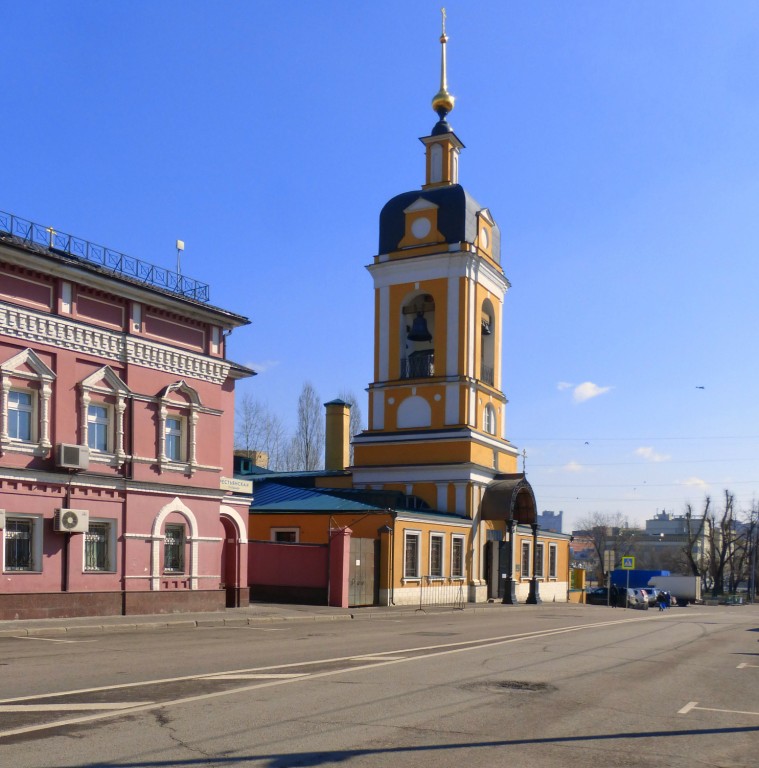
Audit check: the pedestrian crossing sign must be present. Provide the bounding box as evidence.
[621,556,635,569]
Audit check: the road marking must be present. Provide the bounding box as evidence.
[0,614,673,740]
[0,614,653,706]
[12,637,97,644]
[737,662,759,669]
[680,701,759,717]
[0,702,153,712]
[350,655,406,661]
[204,673,308,680]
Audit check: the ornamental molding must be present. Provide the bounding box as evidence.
[0,303,231,384]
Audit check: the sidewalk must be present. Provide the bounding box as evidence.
[0,601,508,638]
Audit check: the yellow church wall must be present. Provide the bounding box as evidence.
[248,512,393,545]
[389,518,474,591]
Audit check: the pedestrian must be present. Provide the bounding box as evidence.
[610,584,618,608]
[657,590,667,611]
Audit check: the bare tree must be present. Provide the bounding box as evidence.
[683,499,710,579]
[705,490,739,597]
[234,392,288,470]
[574,511,639,585]
[286,381,324,471]
[338,389,364,464]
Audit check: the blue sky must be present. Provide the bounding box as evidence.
[3,1,759,532]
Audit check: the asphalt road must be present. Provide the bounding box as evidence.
[0,604,757,768]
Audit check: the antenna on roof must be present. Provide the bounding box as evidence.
[176,239,185,275]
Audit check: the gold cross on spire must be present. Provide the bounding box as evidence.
[431,7,455,119]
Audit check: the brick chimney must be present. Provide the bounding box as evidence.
[324,399,351,471]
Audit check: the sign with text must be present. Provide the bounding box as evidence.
[220,477,253,494]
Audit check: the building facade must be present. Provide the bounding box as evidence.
[0,212,252,619]
[350,23,570,605]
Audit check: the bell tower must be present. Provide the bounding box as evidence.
[352,11,520,519]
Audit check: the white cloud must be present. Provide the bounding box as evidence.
[680,477,709,490]
[573,381,612,403]
[635,446,671,463]
[557,381,573,391]
[245,359,280,373]
[563,461,585,473]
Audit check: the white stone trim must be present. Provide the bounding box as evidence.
[150,497,199,591]
[367,250,508,297]
[0,303,231,384]
[446,275,459,377]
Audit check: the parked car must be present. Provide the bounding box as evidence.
[585,587,611,605]
[629,588,649,609]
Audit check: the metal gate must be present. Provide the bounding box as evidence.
[349,538,377,606]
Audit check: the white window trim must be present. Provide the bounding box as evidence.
[164,414,185,462]
[521,540,531,580]
[548,543,558,580]
[428,532,445,579]
[87,402,112,453]
[451,534,465,579]
[8,388,35,442]
[0,348,55,457]
[270,527,299,543]
[535,542,545,579]
[79,366,130,466]
[157,381,200,474]
[483,404,496,436]
[403,530,421,581]
[83,518,118,573]
[3,514,43,573]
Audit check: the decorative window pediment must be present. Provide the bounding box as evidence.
[78,365,130,464]
[157,381,200,474]
[80,365,131,396]
[158,380,202,407]
[0,348,55,455]
[1,348,55,382]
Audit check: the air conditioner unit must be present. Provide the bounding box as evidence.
[0,510,5,529]
[55,443,90,470]
[54,508,90,534]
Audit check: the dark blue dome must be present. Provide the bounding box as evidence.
[378,184,500,256]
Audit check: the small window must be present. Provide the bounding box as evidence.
[483,404,496,436]
[8,390,33,441]
[521,541,531,579]
[535,542,545,578]
[404,532,420,579]
[164,524,185,573]
[85,521,115,571]
[549,543,558,579]
[87,404,110,452]
[4,517,35,571]
[271,529,298,543]
[165,417,183,462]
[429,534,444,578]
[451,536,464,578]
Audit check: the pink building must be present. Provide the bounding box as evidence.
[0,211,253,619]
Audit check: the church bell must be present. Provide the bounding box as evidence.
[407,312,432,343]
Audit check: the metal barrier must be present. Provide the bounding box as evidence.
[417,576,465,611]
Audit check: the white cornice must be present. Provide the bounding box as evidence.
[353,427,519,456]
[0,302,231,384]
[367,249,508,297]
[0,466,229,500]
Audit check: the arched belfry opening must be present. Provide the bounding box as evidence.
[401,293,436,379]
[480,298,495,387]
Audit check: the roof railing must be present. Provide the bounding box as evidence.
[0,210,210,303]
